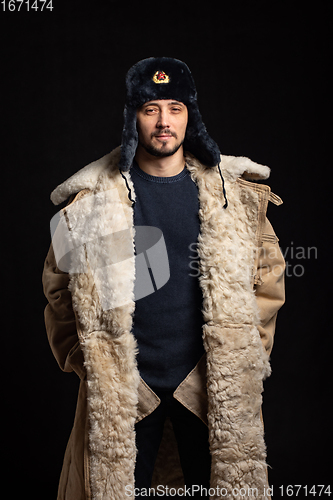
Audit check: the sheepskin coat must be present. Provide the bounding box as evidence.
[43,147,285,500]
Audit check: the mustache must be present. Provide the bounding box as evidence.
[151,129,177,139]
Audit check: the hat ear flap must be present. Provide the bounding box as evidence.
[184,103,220,168]
[119,105,138,171]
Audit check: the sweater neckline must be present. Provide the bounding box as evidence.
[131,160,188,184]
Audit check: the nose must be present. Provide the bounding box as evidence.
[156,109,169,129]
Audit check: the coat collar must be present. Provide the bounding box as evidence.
[50,146,270,205]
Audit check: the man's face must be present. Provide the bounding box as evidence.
[136,99,188,158]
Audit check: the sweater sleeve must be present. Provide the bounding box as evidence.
[254,217,285,356]
[42,243,86,379]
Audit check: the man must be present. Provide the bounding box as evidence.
[43,57,285,500]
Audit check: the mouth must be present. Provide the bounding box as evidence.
[153,133,176,143]
[152,130,176,140]
[155,135,172,140]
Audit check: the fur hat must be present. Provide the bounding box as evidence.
[119,57,221,171]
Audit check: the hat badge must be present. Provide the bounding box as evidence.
[153,70,170,84]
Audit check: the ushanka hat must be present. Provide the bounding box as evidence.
[119,57,221,172]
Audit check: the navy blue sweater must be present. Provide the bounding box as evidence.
[131,161,204,391]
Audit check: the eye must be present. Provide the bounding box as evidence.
[171,106,182,113]
[145,107,158,115]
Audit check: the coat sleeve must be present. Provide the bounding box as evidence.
[42,243,86,379]
[254,217,285,356]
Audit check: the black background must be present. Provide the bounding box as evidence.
[2,1,331,498]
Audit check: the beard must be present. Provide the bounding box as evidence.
[138,130,184,158]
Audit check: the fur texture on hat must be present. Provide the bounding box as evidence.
[119,57,221,171]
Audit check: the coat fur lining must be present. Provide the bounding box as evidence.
[63,149,140,499]
[186,154,271,499]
